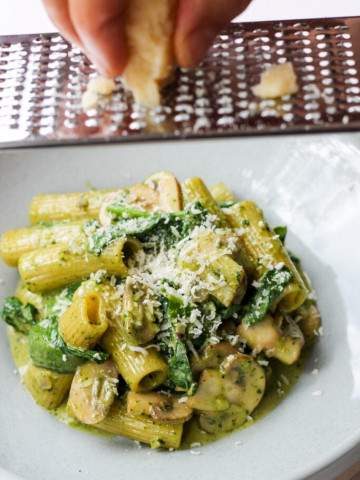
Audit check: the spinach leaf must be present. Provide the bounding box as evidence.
[107,202,152,219]
[85,202,210,255]
[160,294,193,392]
[1,297,37,334]
[242,266,293,327]
[274,225,288,244]
[29,285,108,373]
[219,201,237,208]
[29,316,108,373]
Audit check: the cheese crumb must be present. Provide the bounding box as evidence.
[252,63,298,99]
[311,368,319,376]
[315,326,324,337]
[127,345,149,356]
[82,77,116,111]
[87,77,116,96]
[190,449,202,455]
[312,390,323,397]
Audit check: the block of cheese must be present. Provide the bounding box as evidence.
[122,0,178,107]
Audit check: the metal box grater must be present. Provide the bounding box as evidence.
[0,16,359,148]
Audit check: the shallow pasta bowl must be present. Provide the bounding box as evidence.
[0,132,359,480]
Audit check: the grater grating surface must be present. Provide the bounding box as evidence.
[0,16,359,148]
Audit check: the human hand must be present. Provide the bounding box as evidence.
[43,0,251,76]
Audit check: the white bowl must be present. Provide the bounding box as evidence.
[0,133,359,480]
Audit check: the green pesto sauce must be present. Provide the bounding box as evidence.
[8,328,308,449]
[181,354,307,448]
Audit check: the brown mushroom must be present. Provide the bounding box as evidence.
[187,369,230,412]
[198,404,248,434]
[145,171,183,212]
[67,360,118,425]
[127,391,192,424]
[188,353,266,415]
[238,314,305,365]
[120,278,159,345]
[191,342,238,373]
[297,302,321,343]
[127,183,160,211]
[221,353,265,413]
[238,315,281,352]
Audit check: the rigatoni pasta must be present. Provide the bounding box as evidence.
[0,221,85,266]
[225,201,308,312]
[59,291,108,349]
[18,239,130,292]
[0,171,321,450]
[101,328,168,392]
[29,190,117,224]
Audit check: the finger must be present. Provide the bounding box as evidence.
[42,0,82,48]
[175,0,252,67]
[68,0,128,77]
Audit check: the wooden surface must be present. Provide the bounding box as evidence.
[338,462,360,480]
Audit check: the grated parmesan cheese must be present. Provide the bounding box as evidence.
[312,390,323,397]
[127,345,149,356]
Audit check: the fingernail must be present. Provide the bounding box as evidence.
[179,27,218,68]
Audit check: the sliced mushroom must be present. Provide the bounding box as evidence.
[297,302,321,342]
[127,391,192,424]
[198,404,248,434]
[221,353,265,413]
[68,360,118,425]
[99,184,161,227]
[145,171,183,212]
[271,336,304,365]
[187,369,230,412]
[188,353,265,415]
[127,183,160,211]
[120,278,159,345]
[238,315,281,352]
[238,315,304,365]
[191,342,238,373]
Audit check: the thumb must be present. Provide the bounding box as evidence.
[175,0,251,67]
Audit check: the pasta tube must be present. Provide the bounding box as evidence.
[29,189,117,224]
[18,239,129,292]
[102,328,168,392]
[205,256,246,307]
[23,362,73,409]
[225,201,308,312]
[59,291,108,349]
[178,230,246,307]
[0,221,85,267]
[182,177,228,226]
[210,182,235,204]
[95,401,183,449]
